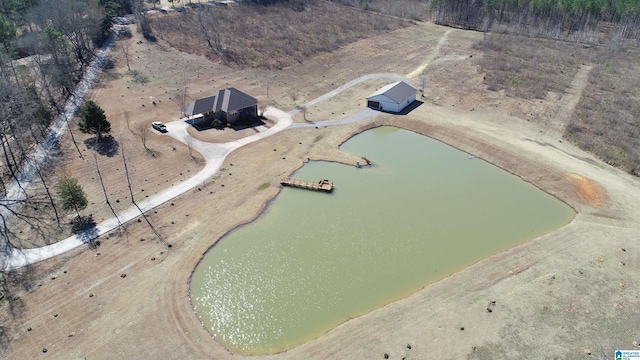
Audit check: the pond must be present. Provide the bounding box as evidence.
[190,126,575,355]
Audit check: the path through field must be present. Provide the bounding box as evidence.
[405,29,451,79]
[551,64,593,135]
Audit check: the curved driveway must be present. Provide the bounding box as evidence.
[0,108,291,271]
[289,73,407,118]
[1,73,405,271]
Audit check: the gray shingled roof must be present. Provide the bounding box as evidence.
[185,87,257,116]
[188,95,216,116]
[366,81,416,104]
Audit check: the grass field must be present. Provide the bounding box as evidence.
[2,3,640,359]
[473,33,640,176]
[152,1,412,69]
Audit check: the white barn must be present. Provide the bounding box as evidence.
[366,81,417,113]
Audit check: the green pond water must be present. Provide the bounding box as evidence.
[190,126,575,355]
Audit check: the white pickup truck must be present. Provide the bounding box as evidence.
[151,121,167,132]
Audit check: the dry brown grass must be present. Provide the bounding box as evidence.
[330,0,433,21]
[473,33,585,99]
[151,1,412,69]
[474,32,640,176]
[566,48,640,175]
[5,19,640,360]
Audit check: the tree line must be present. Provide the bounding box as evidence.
[0,0,125,246]
[431,0,640,43]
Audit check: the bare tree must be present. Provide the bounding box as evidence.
[136,122,155,156]
[27,0,102,94]
[91,136,123,231]
[264,74,276,99]
[121,144,166,245]
[0,122,24,194]
[62,107,84,160]
[123,111,132,133]
[298,105,308,121]
[0,78,63,245]
[418,72,427,98]
[34,160,59,226]
[196,7,222,55]
[172,73,190,117]
[29,130,59,226]
[121,42,131,71]
[0,79,38,195]
[184,134,195,160]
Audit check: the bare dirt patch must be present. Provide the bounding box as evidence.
[565,173,607,207]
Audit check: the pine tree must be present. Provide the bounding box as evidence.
[56,171,88,218]
[78,100,111,141]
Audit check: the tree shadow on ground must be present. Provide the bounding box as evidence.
[84,135,119,157]
[92,57,122,87]
[0,324,9,357]
[0,265,28,324]
[71,215,95,234]
[71,216,99,249]
[145,148,161,158]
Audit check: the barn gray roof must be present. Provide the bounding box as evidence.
[185,87,257,116]
[366,81,416,104]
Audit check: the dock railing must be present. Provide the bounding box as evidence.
[280,177,333,192]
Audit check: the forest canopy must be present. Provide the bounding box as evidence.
[431,0,640,42]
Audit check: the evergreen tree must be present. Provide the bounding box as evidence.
[0,14,16,54]
[78,100,111,140]
[56,171,88,218]
[0,13,18,83]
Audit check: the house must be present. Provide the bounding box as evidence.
[185,87,258,124]
[366,81,417,113]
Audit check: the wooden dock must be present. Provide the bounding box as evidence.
[280,177,333,192]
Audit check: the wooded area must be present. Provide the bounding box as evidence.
[330,0,432,20]
[431,0,640,44]
[152,0,411,69]
[0,0,126,247]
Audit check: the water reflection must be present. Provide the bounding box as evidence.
[191,127,574,354]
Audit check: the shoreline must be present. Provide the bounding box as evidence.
[185,116,580,356]
[5,20,639,359]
